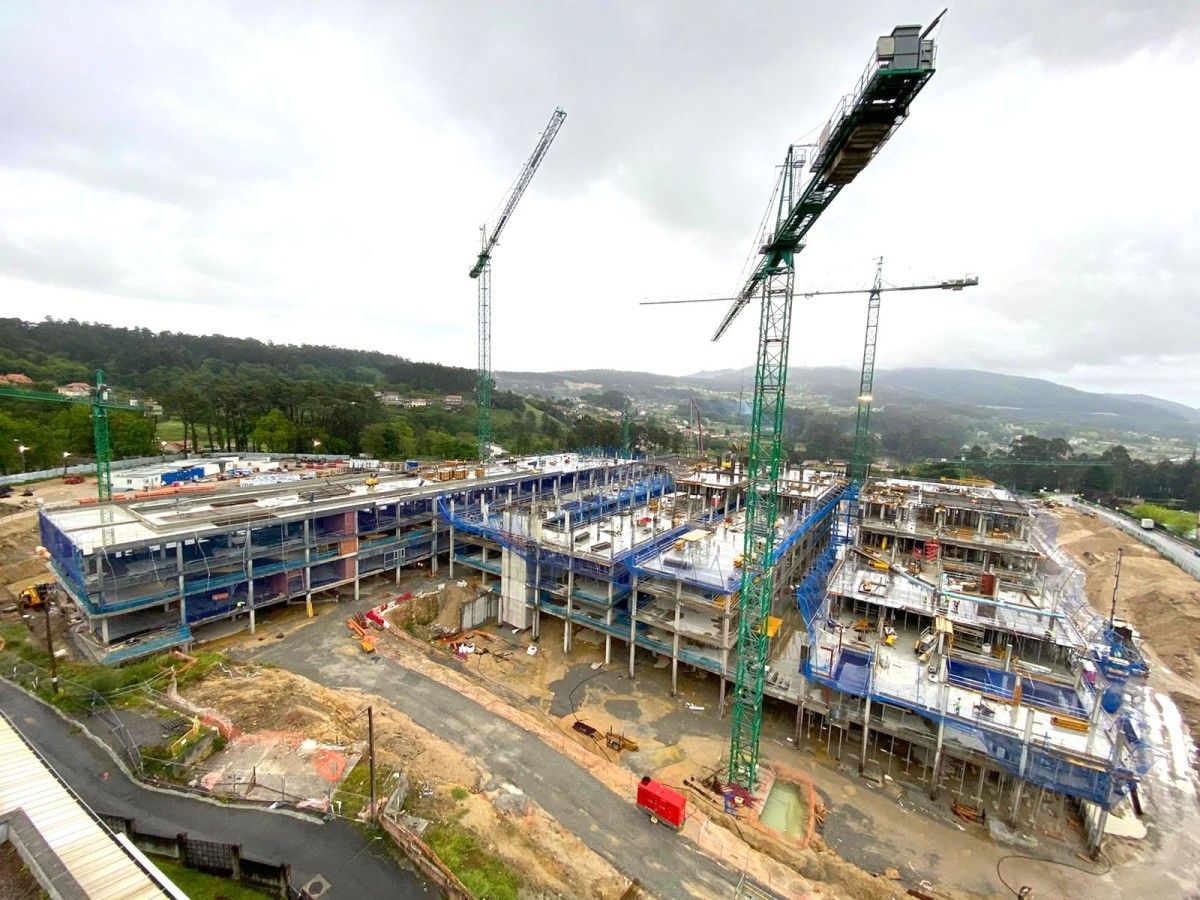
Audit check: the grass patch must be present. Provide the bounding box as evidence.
[1,624,224,713]
[450,785,468,801]
[1126,503,1197,538]
[424,820,520,900]
[332,757,393,820]
[147,857,274,899]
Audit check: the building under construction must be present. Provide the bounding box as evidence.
[38,455,1147,841]
[792,477,1151,846]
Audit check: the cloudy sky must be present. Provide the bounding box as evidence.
[2,2,1197,404]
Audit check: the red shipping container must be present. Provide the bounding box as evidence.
[636,776,686,830]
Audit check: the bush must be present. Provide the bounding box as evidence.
[424,822,519,900]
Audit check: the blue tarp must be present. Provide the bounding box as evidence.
[1021,677,1087,717]
[947,658,1017,700]
[833,649,871,695]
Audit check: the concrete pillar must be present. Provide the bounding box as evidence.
[176,543,186,630]
[671,580,682,695]
[860,695,872,774]
[303,518,313,618]
[1085,682,1106,755]
[101,616,110,644]
[247,529,256,635]
[719,594,730,716]
[533,550,542,640]
[448,499,456,578]
[429,511,439,575]
[1010,707,1036,828]
[604,580,613,664]
[929,679,949,799]
[564,514,574,655]
[628,572,639,678]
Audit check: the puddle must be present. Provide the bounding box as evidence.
[760,779,808,838]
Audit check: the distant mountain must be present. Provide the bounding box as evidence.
[496,365,1200,441]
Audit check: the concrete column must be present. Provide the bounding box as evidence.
[719,593,731,717]
[429,511,439,575]
[533,549,542,640]
[671,580,682,695]
[1010,707,1036,828]
[628,572,639,678]
[176,543,186,630]
[101,616,110,644]
[564,514,574,655]
[449,499,456,578]
[1085,682,1106,755]
[860,693,873,774]
[247,529,256,635]
[929,679,949,799]
[604,579,613,664]
[303,518,313,618]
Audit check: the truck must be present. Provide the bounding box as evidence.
[1140,518,1156,530]
[635,776,686,831]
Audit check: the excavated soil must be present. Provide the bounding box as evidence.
[182,661,628,898]
[1049,508,1200,740]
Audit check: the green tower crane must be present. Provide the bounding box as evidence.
[714,20,943,790]
[470,107,567,462]
[0,370,146,502]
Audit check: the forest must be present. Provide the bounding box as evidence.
[0,318,684,470]
[1,318,1196,514]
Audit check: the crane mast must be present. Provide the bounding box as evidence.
[0,369,142,503]
[724,22,941,791]
[470,107,567,461]
[849,262,978,484]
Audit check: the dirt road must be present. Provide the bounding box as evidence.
[1048,507,1200,739]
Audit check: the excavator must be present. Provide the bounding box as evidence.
[19,582,54,609]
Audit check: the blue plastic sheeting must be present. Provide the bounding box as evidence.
[1021,677,1086,717]
[796,544,838,630]
[947,658,1016,700]
[834,649,871,695]
[769,485,845,563]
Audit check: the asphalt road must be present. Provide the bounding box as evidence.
[248,604,743,899]
[0,679,429,899]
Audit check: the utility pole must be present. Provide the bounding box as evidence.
[1108,548,1123,629]
[367,705,376,823]
[42,597,58,694]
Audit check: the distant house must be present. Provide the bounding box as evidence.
[402,397,430,409]
[0,373,33,386]
[56,382,92,398]
[375,390,404,407]
[444,394,464,408]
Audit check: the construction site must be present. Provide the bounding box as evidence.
[2,14,1197,900]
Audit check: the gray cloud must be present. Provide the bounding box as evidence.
[0,1,1197,405]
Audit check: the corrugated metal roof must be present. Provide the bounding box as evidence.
[0,713,175,899]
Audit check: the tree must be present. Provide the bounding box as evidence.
[251,409,297,453]
[361,420,416,460]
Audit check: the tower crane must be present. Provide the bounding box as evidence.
[0,370,153,502]
[688,398,706,455]
[706,19,943,790]
[642,262,977,486]
[469,107,567,461]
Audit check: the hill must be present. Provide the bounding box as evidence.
[497,365,1200,447]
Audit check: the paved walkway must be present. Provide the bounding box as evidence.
[247,603,742,899]
[0,680,429,899]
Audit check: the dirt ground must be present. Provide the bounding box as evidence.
[181,658,629,899]
[1048,507,1200,740]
